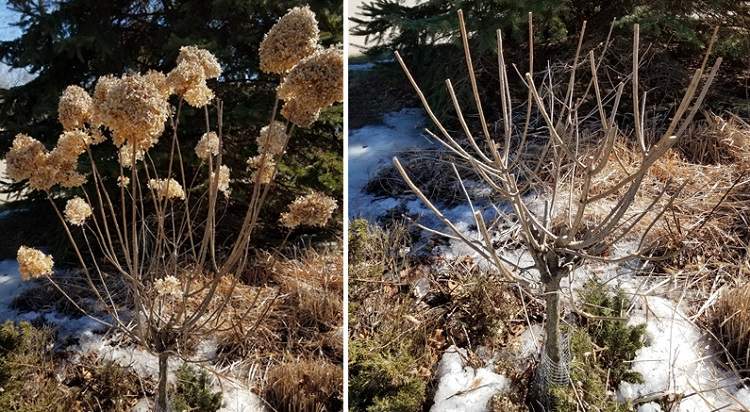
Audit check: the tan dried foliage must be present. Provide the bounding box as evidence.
[713,283,750,371]
[263,359,342,412]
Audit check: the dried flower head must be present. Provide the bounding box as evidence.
[117,175,130,188]
[167,46,220,108]
[212,164,231,197]
[64,196,93,226]
[246,154,276,185]
[166,60,205,95]
[154,275,182,298]
[6,134,47,183]
[195,131,220,161]
[148,178,186,200]
[257,121,287,155]
[277,47,343,110]
[17,246,54,281]
[279,192,337,229]
[259,6,319,74]
[118,144,144,168]
[6,133,86,192]
[144,70,172,98]
[183,81,214,108]
[55,130,89,159]
[176,46,222,79]
[95,73,170,150]
[58,85,93,131]
[280,97,321,128]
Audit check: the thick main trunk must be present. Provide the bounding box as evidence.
[156,351,169,412]
[543,275,563,364]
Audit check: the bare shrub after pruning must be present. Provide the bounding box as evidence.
[4,5,342,411]
[392,10,720,405]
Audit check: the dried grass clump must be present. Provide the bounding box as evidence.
[712,283,750,371]
[363,149,477,208]
[557,142,746,254]
[679,113,750,166]
[273,249,343,329]
[263,359,343,412]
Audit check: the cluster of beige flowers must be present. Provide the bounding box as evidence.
[258,6,342,128]
[246,154,276,185]
[154,275,182,298]
[5,46,221,194]
[64,196,93,226]
[212,165,232,197]
[58,85,93,131]
[167,46,222,108]
[278,47,343,127]
[6,132,88,191]
[195,131,220,161]
[17,246,54,281]
[93,73,171,150]
[117,175,130,188]
[118,143,145,169]
[257,121,287,156]
[148,178,186,200]
[259,6,319,74]
[279,192,337,229]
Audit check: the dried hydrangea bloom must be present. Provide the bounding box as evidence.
[211,165,231,197]
[166,59,215,108]
[281,97,320,128]
[246,154,276,184]
[6,134,47,183]
[96,73,170,149]
[154,275,181,298]
[148,178,186,200]
[58,85,93,131]
[87,128,107,145]
[195,131,220,161]
[183,82,214,108]
[277,47,343,110]
[257,121,287,155]
[259,6,319,74]
[90,74,118,126]
[167,60,205,95]
[55,130,89,159]
[64,196,93,226]
[279,192,337,229]
[176,46,222,79]
[17,246,54,281]
[6,133,85,192]
[117,176,130,188]
[118,144,144,169]
[144,70,172,98]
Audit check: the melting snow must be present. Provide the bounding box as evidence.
[618,295,747,411]
[431,345,509,412]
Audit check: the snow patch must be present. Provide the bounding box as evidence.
[618,296,746,411]
[431,346,509,412]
